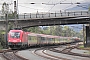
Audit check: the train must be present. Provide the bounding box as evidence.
[8,29,80,49]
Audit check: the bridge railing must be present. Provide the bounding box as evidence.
[18,11,89,19]
[0,11,89,20]
[0,15,5,20]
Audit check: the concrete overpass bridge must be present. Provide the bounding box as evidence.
[0,11,90,29]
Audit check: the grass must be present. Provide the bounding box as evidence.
[79,45,84,48]
[79,45,90,50]
[0,45,3,50]
[79,45,90,54]
[0,43,3,50]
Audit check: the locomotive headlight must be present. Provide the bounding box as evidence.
[9,40,11,42]
[20,40,21,42]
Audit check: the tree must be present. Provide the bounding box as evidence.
[23,27,41,33]
[89,6,90,11]
[0,30,6,48]
[8,12,17,19]
[42,27,50,34]
[63,26,70,37]
[54,25,62,36]
[2,2,9,15]
[1,2,17,19]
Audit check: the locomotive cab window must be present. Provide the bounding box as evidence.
[10,32,20,38]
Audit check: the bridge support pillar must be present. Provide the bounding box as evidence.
[86,26,90,47]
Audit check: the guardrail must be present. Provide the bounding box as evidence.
[18,11,89,19]
[0,15,5,20]
[0,11,89,20]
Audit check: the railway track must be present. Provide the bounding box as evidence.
[33,43,90,60]
[34,48,69,60]
[2,50,28,60]
[0,42,89,60]
[49,45,90,58]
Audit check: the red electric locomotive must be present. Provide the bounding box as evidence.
[8,30,28,49]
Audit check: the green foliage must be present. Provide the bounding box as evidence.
[8,12,15,19]
[1,2,18,19]
[54,26,62,36]
[8,12,18,19]
[8,22,13,31]
[24,25,83,39]
[89,6,90,11]
[79,45,84,48]
[23,27,42,33]
[0,30,6,48]
[2,2,7,14]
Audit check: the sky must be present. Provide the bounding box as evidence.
[0,0,89,13]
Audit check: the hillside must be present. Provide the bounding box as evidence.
[66,1,90,11]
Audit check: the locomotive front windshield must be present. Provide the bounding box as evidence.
[10,32,20,38]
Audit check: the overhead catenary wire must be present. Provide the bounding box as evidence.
[16,2,81,5]
[0,0,85,14]
[0,3,12,5]
[17,0,82,13]
[18,5,42,10]
[77,5,89,9]
[18,1,82,12]
[62,1,81,11]
[42,0,52,11]
[46,0,80,12]
[63,4,74,11]
[47,0,67,12]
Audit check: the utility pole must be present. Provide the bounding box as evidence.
[5,13,8,48]
[3,3,9,48]
[14,1,18,28]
